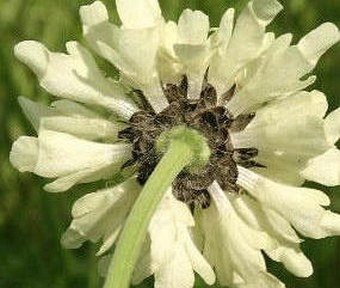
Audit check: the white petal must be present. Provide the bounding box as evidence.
[51,99,101,118]
[209,0,282,94]
[10,136,38,172]
[230,195,311,277]
[231,90,329,185]
[227,23,339,115]
[116,0,162,29]
[213,8,235,50]
[18,97,57,131]
[173,43,210,98]
[40,116,121,141]
[238,167,340,239]
[177,9,209,45]
[80,2,167,113]
[79,0,108,27]
[14,41,137,119]
[43,167,109,193]
[324,107,340,144]
[11,130,131,191]
[61,178,140,252]
[137,192,215,287]
[201,182,283,288]
[301,148,340,186]
[298,22,340,67]
[34,130,130,178]
[231,195,301,244]
[266,245,313,278]
[18,97,122,141]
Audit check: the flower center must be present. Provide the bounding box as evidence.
[118,75,264,209]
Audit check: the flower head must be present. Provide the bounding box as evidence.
[10,0,340,287]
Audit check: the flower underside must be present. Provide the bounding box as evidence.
[119,73,265,209]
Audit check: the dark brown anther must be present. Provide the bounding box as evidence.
[229,113,255,132]
[213,106,233,128]
[130,111,155,126]
[221,83,236,103]
[201,110,219,132]
[198,84,217,109]
[194,189,211,209]
[163,84,183,103]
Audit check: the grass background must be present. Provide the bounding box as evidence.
[0,0,339,287]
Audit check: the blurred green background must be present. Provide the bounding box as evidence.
[0,0,339,287]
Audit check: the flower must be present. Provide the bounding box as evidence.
[10,0,340,287]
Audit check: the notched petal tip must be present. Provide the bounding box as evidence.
[253,0,283,23]
[79,0,108,27]
[14,40,49,77]
[298,22,340,67]
[116,0,162,29]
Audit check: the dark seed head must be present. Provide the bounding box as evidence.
[118,75,263,210]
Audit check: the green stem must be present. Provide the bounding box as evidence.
[104,127,209,288]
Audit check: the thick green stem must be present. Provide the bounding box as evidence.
[104,127,210,288]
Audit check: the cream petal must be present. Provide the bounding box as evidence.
[266,245,313,278]
[227,47,315,115]
[40,116,121,141]
[235,33,292,91]
[209,0,282,95]
[10,136,38,173]
[14,41,137,119]
[227,23,339,115]
[298,22,340,67]
[238,167,340,239]
[177,9,209,45]
[230,196,311,277]
[51,99,101,118]
[231,90,329,185]
[61,178,140,253]
[324,107,340,144]
[11,130,131,191]
[155,246,195,288]
[116,0,162,29]
[201,182,284,288]
[301,148,340,186]
[171,9,211,98]
[80,2,167,113]
[18,96,58,132]
[231,195,301,244]
[79,0,108,27]
[34,130,130,178]
[173,43,210,98]
[43,167,107,193]
[213,8,235,50]
[136,192,215,287]
[19,97,122,141]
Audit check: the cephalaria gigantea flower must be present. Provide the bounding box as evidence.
[10,0,340,287]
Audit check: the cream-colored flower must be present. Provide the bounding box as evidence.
[10,0,340,287]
